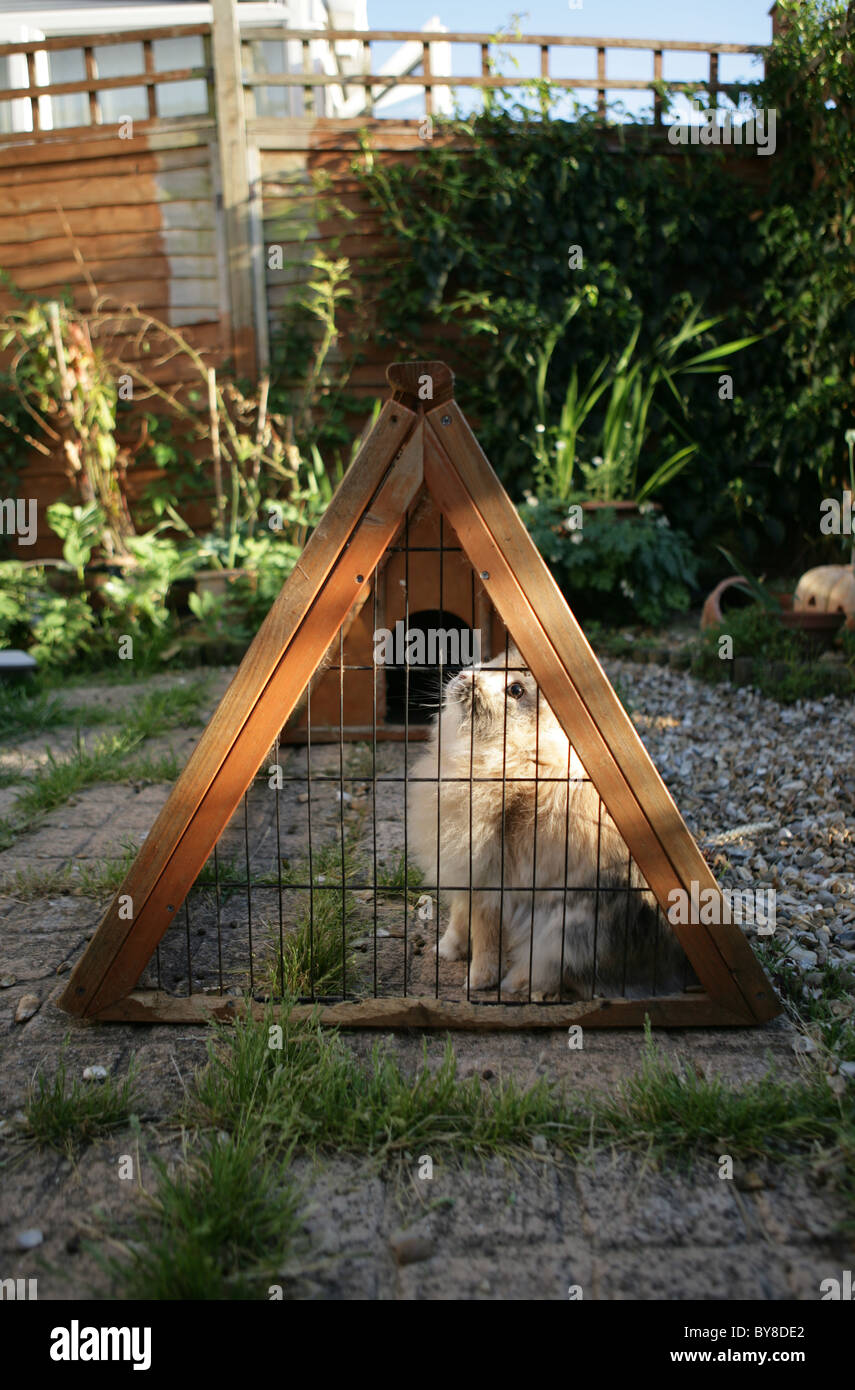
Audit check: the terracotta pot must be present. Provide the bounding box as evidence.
[193,567,256,600]
[701,578,843,651]
[580,500,662,519]
[779,609,845,648]
[700,576,754,630]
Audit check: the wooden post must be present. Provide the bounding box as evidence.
[211,0,258,380]
[143,38,157,120]
[362,39,373,117]
[26,51,39,132]
[597,46,606,118]
[423,41,433,118]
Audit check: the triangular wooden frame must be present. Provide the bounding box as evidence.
[59,362,780,1029]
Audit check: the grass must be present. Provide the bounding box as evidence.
[186,1007,854,1179]
[265,837,366,996]
[344,741,375,779]
[35,1005,850,1299]
[758,933,855,1066]
[0,841,139,900]
[0,685,109,742]
[187,1003,588,1162]
[596,1033,852,1167]
[0,680,208,850]
[25,1048,140,1158]
[11,737,180,824]
[377,851,424,894]
[0,676,209,743]
[104,1131,307,1300]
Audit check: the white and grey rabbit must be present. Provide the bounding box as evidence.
[407,646,688,998]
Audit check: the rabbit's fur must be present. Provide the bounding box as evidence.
[407,647,687,997]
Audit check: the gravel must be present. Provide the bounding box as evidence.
[604,658,855,1040]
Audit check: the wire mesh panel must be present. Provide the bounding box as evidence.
[144,492,694,1010]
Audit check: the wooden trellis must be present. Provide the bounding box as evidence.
[58,362,780,1029]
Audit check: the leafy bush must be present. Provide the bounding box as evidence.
[351,3,855,578]
[0,562,98,666]
[519,498,699,625]
[691,602,855,702]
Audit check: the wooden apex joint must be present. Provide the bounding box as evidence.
[386,360,454,411]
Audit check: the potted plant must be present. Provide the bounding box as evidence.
[520,306,758,624]
[707,547,844,651]
[529,307,759,512]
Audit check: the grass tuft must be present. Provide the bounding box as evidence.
[266,838,365,997]
[0,678,208,849]
[107,1131,307,1300]
[25,1048,139,1158]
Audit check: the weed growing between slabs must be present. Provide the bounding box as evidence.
[105,1009,855,1298]
[15,1006,853,1298]
[0,681,211,854]
[24,1045,140,1158]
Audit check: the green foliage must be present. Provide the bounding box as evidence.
[268,252,375,462]
[45,502,105,581]
[351,8,855,575]
[1,301,135,560]
[520,500,699,625]
[533,307,759,504]
[0,561,98,665]
[691,601,855,702]
[26,1046,139,1158]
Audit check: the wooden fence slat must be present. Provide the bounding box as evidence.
[423,41,433,118]
[0,25,212,58]
[25,51,39,132]
[239,72,761,92]
[144,39,158,121]
[242,28,762,54]
[0,67,212,105]
[211,0,256,378]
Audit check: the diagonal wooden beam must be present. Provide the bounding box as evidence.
[423,403,779,1023]
[59,406,422,1017]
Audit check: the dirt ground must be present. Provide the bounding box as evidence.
[1,666,853,1301]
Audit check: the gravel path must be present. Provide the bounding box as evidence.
[606,659,855,979]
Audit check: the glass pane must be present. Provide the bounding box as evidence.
[47,49,88,129]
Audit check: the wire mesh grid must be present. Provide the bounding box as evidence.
[144,499,693,1008]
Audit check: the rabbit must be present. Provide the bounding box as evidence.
[407,645,688,998]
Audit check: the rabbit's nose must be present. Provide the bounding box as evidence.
[446,669,474,700]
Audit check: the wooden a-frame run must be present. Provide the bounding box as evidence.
[59,362,780,1029]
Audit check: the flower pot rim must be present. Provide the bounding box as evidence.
[579,499,662,511]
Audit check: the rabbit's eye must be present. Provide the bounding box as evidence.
[507,682,525,699]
